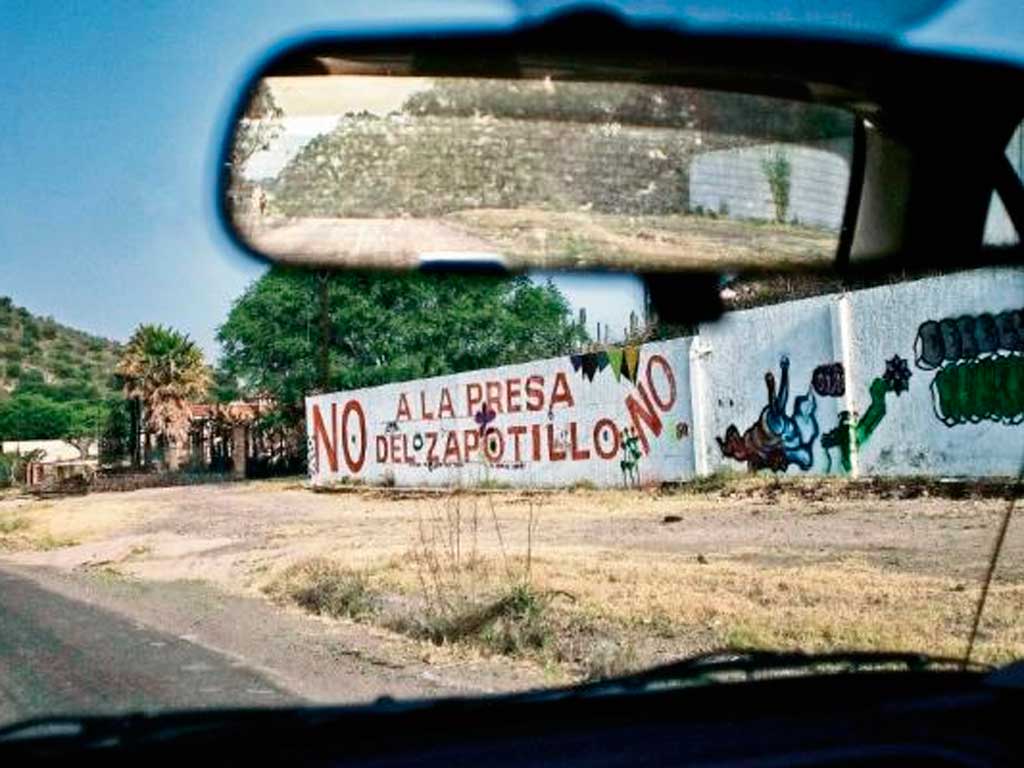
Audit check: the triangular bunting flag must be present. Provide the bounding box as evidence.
[606,347,623,382]
[623,345,641,383]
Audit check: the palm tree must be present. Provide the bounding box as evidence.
[117,325,210,471]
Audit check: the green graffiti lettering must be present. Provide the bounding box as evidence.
[931,354,1024,426]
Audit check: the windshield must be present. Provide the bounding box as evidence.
[2,6,1023,730]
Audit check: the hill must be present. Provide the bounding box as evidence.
[0,296,121,400]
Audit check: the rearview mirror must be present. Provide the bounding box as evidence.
[221,18,856,273]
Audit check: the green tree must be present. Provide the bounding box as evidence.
[62,400,109,459]
[761,148,792,223]
[117,324,210,471]
[99,397,134,466]
[211,367,243,404]
[218,268,585,430]
[0,394,72,440]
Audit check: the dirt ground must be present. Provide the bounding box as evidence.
[245,209,836,272]
[1,477,1021,684]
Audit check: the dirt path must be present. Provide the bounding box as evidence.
[1,478,1021,681]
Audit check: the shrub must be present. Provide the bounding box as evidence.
[264,558,378,619]
[391,582,555,656]
[40,320,58,340]
[5,362,20,379]
[53,362,75,381]
[478,583,553,655]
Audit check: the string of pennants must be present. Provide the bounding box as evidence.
[569,345,642,383]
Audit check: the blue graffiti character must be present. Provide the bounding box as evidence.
[764,356,819,470]
[717,356,819,472]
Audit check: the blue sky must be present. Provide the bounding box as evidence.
[0,1,647,361]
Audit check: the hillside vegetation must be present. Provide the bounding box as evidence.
[0,296,123,446]
[0,296,120,398]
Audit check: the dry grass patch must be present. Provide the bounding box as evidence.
[257,486,1024,677]
[523,552,1024,665]
[0,508,78,552]
[263,494,579,664]
[0,515,29,536]
[264,558,378,620]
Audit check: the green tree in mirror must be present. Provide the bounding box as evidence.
[227,80,283,219]
[761,149,792,224]
[218,268,586,440]
[117,325,210,471]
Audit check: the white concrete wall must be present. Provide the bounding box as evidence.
[689,140,850,229]
[308,267,1023,487]
[698,267,1023,479]
[306,338,695,488]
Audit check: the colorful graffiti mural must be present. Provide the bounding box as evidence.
[914,309,1023,426]
[821,355,911,473]
[717,356,819,472]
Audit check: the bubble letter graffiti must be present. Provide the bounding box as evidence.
[914,309,1023,427]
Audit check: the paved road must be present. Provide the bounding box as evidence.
[0,566,299,725]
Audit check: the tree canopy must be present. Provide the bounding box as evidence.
[217,269,585,415]
[0,372,115,457]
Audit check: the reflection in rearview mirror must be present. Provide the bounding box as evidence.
[226,71,853,271]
